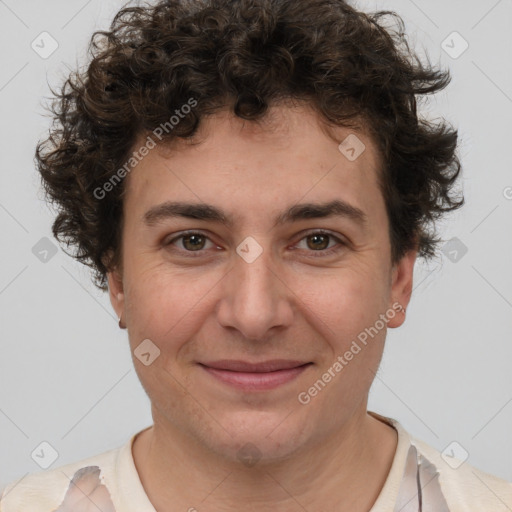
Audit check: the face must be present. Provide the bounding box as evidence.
[108,104,416,463]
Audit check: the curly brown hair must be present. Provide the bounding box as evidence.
[37,0,463,291]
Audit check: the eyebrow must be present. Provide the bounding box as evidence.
[143,199,368,228]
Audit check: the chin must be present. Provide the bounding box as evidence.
[202,410,312,465]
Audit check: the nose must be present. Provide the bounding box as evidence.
[215,242,294,341]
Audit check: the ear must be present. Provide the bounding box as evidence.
[107,265,125,321]
[387,247,417,329]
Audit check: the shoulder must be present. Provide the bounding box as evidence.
[0,445,121,512]
[411,435,512,511]
[370,411,512,511]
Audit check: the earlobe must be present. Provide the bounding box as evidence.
[107,269,125,327]
[387,248,417,329]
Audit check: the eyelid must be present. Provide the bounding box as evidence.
[164,230,219,251]
[292,229,347,256]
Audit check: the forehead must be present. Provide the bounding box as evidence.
[123,105,384,228]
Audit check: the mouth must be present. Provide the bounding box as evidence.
[198,360,313,391]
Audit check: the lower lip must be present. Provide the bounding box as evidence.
[200,364,311,391]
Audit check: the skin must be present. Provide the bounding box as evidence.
[107,103,417,512]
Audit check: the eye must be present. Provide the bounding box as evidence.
[164,230,346,258]
[293,230,346,257]
[164,231,217,255]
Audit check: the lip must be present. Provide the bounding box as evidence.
[201,359,310,372]
[199,360,313,391]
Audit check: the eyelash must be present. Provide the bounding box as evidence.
[164,230,347,258]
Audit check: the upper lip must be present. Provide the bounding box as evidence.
[200,360,312,373]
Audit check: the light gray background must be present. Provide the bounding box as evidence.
[0,0,511,492]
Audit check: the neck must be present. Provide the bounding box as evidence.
[132,409,398,512]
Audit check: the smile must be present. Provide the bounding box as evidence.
[198,360,313,391]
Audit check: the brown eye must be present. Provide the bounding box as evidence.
[165,231,216,255]
[294,230,346,258]
[306,233,330,251]
[181,234,207,251]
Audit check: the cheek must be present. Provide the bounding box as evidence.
[297,265,389,340]
[124,266,220,349]
[123,270,207,410]
[297,271,389,406]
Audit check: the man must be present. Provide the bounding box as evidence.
[1,0,511,510]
